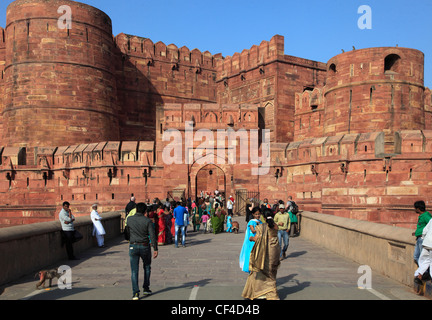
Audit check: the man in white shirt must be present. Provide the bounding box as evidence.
[91,204,106,248]
[415,218,432,282]
[227,196,234,216]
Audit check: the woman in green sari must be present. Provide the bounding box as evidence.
[211,203,225,234]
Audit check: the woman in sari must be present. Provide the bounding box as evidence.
[205,198,212,216]
[239,207,262,273]
[191,201,201,232]
[211,203,225,234]
[242,208,281,300]
[170,205,176,239]
[157,203,166,245]
[164,205,173,244]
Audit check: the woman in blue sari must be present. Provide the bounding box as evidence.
[239,207,262,273]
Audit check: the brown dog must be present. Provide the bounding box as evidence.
[35,269,62,289]
[232,221,239,234]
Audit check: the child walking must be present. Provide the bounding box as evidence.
[201,211,210,234]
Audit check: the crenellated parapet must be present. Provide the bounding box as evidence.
[0,140,155,179]
[216,35,285,81]
[261,130,432,226]
[282,130,432,165]
[282,132,384,166]
[115,34,222,71]
[48,141,155,169]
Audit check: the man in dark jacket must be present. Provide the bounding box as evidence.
[125,202,158,300]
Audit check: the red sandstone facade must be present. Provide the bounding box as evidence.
[0,0,430,228]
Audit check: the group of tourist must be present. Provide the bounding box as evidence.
[124,194,238,248]
[120,195,432,300]
[122,193,238,299]
[57,195,432,300]
[58,193,301,300]
[239,196,300,300]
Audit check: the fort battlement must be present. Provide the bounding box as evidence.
[261,129,432,227]
[0,140,156,226]
[0,128,430,228]
[115,34,222,72]
[216,35,284,80]
[216,35,326,82]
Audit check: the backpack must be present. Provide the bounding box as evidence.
[123,225,130,241]
[290,201,299,214]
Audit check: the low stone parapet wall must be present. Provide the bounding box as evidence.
[0,211,122,286]
[300,211,417,288]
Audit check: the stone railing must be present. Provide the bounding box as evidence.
[0,211,122,286]
[300,211,417,287]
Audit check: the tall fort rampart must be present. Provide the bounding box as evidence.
[0,0,430,229]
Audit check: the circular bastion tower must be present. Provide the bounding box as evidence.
[3,0,120,156]
[323,47,425,148]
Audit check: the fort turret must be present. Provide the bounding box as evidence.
[324,47,425,152]
[3,0,120,163]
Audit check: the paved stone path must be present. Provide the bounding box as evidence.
[0,219,426,301]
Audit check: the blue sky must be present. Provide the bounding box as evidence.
[0,0,431,87]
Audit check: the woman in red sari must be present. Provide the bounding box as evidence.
[157,203,166,245]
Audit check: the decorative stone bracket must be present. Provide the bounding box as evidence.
[274,167,283,178]
[311,164,318,176]
[383,158,392,172]
[143,168,151,178]
[340,161,348,173]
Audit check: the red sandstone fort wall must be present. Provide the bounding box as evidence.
[325,48,425,138]
[260,130,432,228]
[0,0,430,229]
[114,34,222,142]
[157,103,261,200]
[0,128,430,228]
[295,47,427,147]
[0,140,158,226]
[0,27,5,145]
[216,35,327,143]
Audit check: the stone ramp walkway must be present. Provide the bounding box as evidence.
[0,219,426,301]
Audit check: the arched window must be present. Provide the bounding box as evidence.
[329,63,337,73]
[384,54,401,73]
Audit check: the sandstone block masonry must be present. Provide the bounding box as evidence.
[0,0,430,229]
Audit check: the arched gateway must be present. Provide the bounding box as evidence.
[195,164,226,200]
